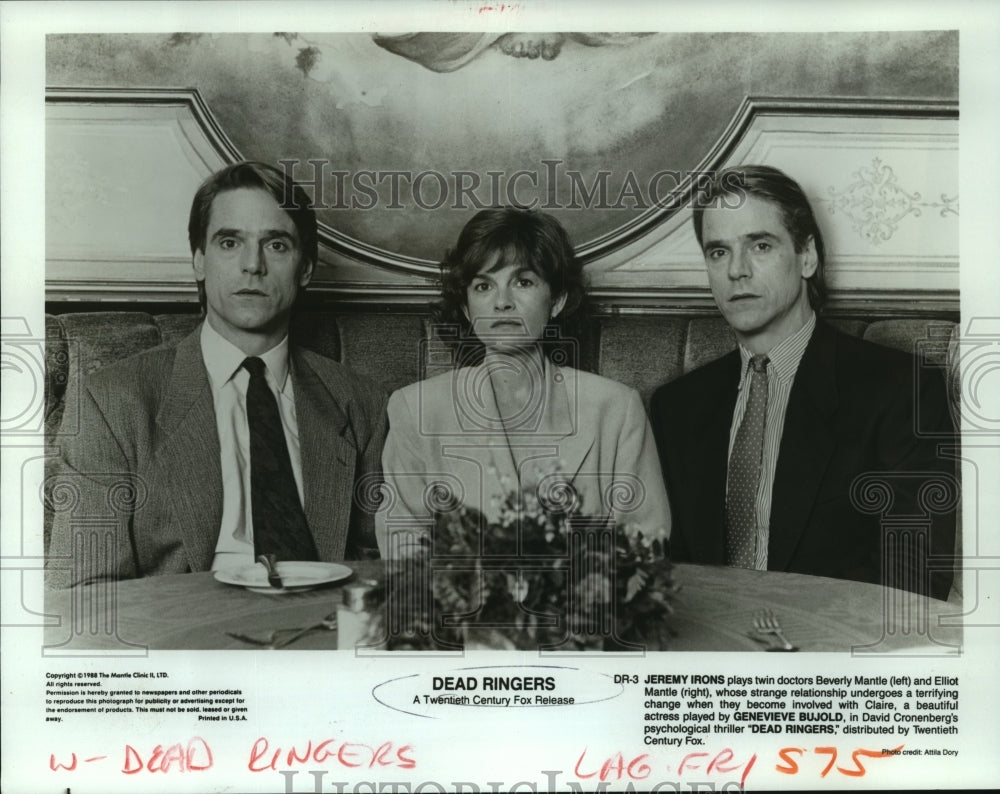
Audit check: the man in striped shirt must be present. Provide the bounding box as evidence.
[650,165,956,599]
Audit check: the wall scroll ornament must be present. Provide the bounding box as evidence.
[826,158,959,245]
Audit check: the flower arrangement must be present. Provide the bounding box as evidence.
[362,475,676,651]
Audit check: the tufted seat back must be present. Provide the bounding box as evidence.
[44,307,962,599]
[45,309,961,441]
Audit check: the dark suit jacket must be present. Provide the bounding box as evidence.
[650,321,957,599]
[46,326,387,588]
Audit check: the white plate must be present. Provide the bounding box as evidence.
[214,561,353,594]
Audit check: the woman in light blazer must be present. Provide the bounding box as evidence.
[376,207,670,557]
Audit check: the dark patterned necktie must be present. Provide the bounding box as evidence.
[726,354,769,568]
[243,357,319,561]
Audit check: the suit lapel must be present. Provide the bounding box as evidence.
[293,349,356,561]
[544,364,595,484]
[686,354,739,564]
[153,329,222,572]
[768,322,839,571]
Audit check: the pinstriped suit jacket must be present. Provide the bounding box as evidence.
[45,326,387,589]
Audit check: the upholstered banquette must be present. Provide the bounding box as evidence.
[44,306,961,595]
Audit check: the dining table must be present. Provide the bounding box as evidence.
[42,562,962,654]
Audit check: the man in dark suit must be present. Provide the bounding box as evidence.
[650,165,956,599]
[46,162,387,588]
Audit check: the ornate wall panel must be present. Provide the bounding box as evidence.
[44,32,959,311]
[594,99,958,309]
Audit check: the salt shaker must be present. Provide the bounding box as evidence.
[336,580,376,650]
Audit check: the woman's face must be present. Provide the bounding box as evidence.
[464,258,567,352]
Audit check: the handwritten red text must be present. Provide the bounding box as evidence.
[248,737,416,772]
[776,744,904,777]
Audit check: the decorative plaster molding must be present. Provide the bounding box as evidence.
[45,89,958,310]
[45,88,438,283]
[576,96,958,263]
[47,87,244,162]
[825,157,959,245]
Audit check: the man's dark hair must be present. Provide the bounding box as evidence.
[188,161,318,309]
[435,206,589,364]
[691,165,827,310]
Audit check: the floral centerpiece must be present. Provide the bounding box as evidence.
[362,474,676,651]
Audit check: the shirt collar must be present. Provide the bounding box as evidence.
[200,321,291,392]
[737,312,816,388]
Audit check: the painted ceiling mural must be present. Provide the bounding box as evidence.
[47,31,957,265]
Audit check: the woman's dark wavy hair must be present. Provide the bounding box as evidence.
[434,207,590,366]
[691,165,827,310]
[188,161,318,311]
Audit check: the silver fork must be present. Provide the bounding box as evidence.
[752,609,798,651]
[226,612,338,649]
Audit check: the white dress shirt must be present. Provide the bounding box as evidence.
[727,312,816,570]
[200,322,305,572]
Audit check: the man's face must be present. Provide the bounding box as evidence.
[700,194,817,354]
[193,188,313,355]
